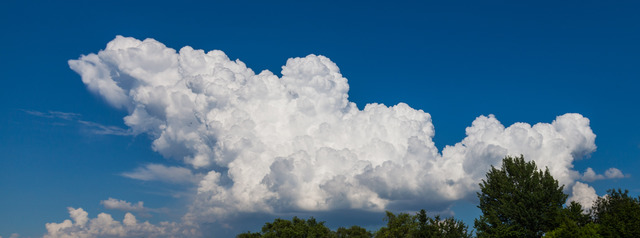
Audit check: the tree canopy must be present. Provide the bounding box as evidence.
[237,216,366,238]
[591,189,640,237]
[236,210,470,238]
[474,155,567,237]
[545,202,601,238]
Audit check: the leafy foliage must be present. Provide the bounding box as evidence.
[375,211,416,238]
[236,216,369,238]
[591,189,640,237]
[474,155,567,238]
[374,210,471,238]
[414,209,472,238]
[258,217,333,238]
[237,210,470,238]
[336,226,373,238]
[544,223,601,238]
[545,202,601,238]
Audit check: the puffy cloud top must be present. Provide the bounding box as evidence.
[69,36,601,223]
[44,208,196,238]
[567,182,599,210]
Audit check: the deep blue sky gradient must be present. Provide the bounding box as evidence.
[1,1,639,237]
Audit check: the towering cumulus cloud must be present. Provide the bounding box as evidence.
[66,36,600,227]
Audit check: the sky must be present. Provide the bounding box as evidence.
[1,0,639,237]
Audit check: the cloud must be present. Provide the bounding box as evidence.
[24,110,80,120]
[121,164,201,184]
[582,167,605,182]
[77,120,132,136]
[100,198,164,218]
[0,233,20,238]
[604,167,626,179]
[101,198,145,212]
[23,110,132,136]
[567,182,599,210]
[67,36,598,227]
[581,167,628,182]
[44,207,197,238]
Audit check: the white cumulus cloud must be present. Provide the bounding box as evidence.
[567,182,599,210]
[67,36,599,226]
[604,167,626,179]
[582,167,605,182]
[581,167,628,182]
[44,207,197,238]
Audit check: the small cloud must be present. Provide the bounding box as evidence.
[100,198,169,218]
[604,167,627,179]
[581,167,628,182]
[581,167,604,182]
[101,198,145,212]
[121,164,201,184]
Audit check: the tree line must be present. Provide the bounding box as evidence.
[237,155,640,237]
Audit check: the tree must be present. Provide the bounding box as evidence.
[237,232,262,238]
[336,226,373,238]
[545,202,601,238]
[561,201,591,227]
[237,211,470,238]
[261,217,333,238]
[374,210,471,238]
[236,216,334,238]
[544,223,601,238]
[375,211,416,238]
[475,155,567,238]
[591,189,640,237]
[414,209,472,238]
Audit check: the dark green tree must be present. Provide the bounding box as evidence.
[474,155,567,238]
[336,226,373,238]
[236,232,262,238]
[544,222,601,238]
[374,210,471,238]
[236,211,470,238]
[236,216,334,238]
[414,209,472,238]
[561,201,591,227]
[591,189,640,237]
[375,211,416,238]
[545,202,601,238]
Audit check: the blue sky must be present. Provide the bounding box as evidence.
[1,1,639,237]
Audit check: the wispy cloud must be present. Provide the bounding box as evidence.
[0,233,21,238]
[24,110,80,120]
[77,120,132,136]
[99,197,169,218]
[121,164,202,185]
[101,198,146,212]
[23,110,133,136]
